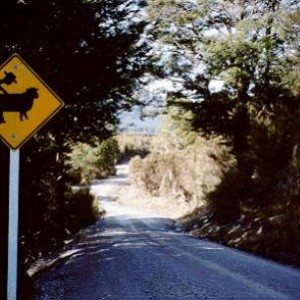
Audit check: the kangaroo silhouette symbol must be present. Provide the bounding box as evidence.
[0,71,39,124]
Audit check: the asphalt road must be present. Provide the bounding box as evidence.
[33,166,300,299]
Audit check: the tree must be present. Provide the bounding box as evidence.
[0,0,148,296]
[0,0,148,143]
[146,0,300,214]
[153,102,198,152]
[148,1,298,162]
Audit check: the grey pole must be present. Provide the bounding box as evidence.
[7,149,20,300]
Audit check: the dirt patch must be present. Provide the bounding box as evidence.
[114,181,197,219]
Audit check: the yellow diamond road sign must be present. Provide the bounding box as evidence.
[0,54,64,149]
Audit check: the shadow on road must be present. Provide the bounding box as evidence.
[33,214,300,300]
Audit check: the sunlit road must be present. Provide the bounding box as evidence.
[33,165,300,299]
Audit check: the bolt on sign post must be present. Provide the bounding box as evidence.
[0,54,64,300]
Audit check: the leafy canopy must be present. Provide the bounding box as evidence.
[0,0,148,143]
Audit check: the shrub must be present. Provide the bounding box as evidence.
[117,134,152,161]
[96,137,120,178]
[67,137,120,184]
[206,169,241,225]
[65,187,102,234]
[129,135,235,206]
[67,142,101,184]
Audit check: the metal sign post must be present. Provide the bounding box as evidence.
[7,149,20,300]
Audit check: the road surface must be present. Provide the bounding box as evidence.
[33,165,300,299]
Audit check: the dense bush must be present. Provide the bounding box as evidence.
[117,134,152,161]
[96,137,120,178]
[67,137,120,184]
[19,136,65,267]
[124,0,300,267]
[18,135,102,299]
[129,134,235,205]
[129,102,300,266]
[65,187,103,234]
[0,0,148,297]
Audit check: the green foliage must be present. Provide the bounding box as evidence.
[145,0,300,264]
[67,142,101,184]
[19,137,64,265]
[206,169,241,225]
[117,134,152,161]
[0,0,148,143]
[0,0,148,296]
[146,0,300,201]
[129,108,236,204]
[67,138,120,184]
[153,104,198,151]
[65,187,100,234]
[96,137,120,178]
[147,0,299,144]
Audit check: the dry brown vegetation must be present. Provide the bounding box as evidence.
[127,129,300,268]
[129,135,235,205]
[182,201,300,267]
[117,134,153,161]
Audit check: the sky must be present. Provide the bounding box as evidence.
[119,79,224,134]
[119,108,158,134]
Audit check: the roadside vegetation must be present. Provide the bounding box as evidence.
[117,134,152,162]
[0,1,299,298]
[67,137,120,185]
[129,108,235,204]
[129,0,300,268]
[0,0,147,298]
